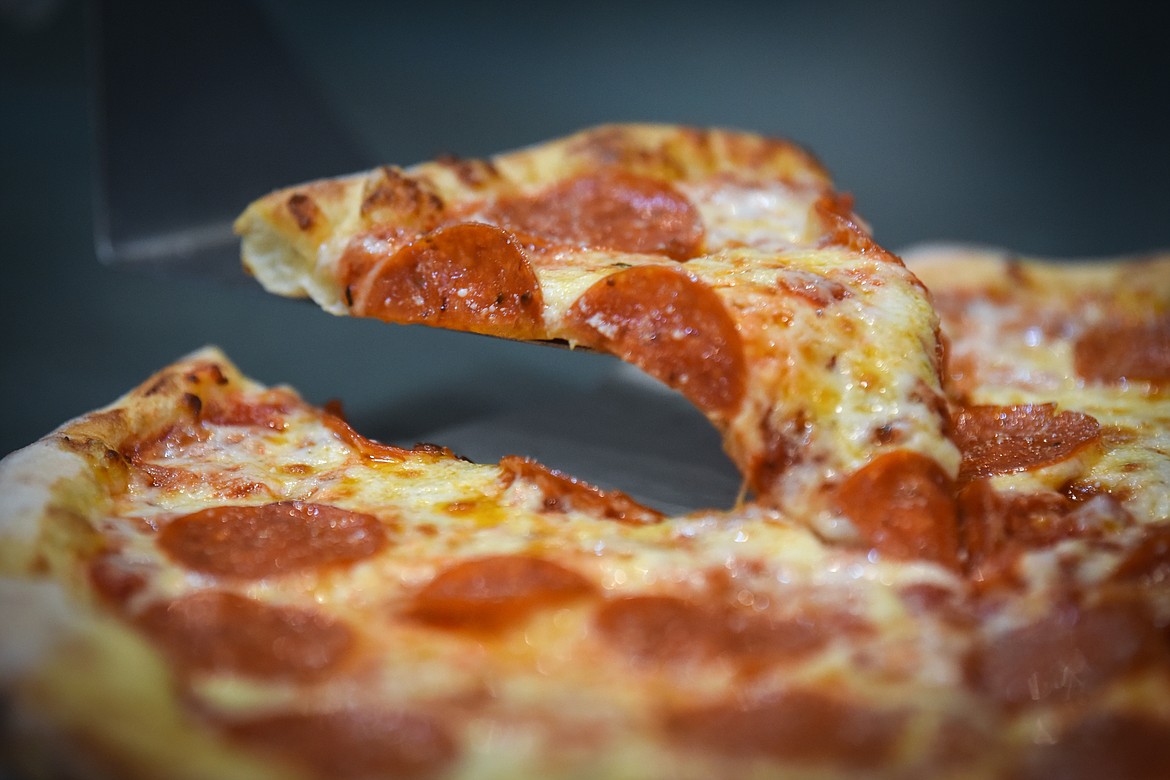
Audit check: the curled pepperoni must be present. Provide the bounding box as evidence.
[226,709,457,780]
[595,595,830,665]
[487,170,704,260]
[834,451,959,567]
[811,192,892,258]
[321,412,415,462]
[665,689,905,767]
[565,265,745,418]
[346,222,546,340]
[968,598,1162,708]
[1074,316,1170,385]
[136,591,353,680]
[157,501,388,580]
[953,404,1101,481]
[408,554,596,631]
[499,455,663,524]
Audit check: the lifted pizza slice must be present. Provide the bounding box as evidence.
[236,124,960,561]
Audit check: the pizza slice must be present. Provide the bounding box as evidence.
[236,123,961,562]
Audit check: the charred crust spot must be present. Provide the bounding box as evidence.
[181,392,203,418]
[142,374,174,396]
[286,192,321,232]
[360,166,445,227]
[435,153,502,188]
[344,285,354,308]
[182,363,228,387]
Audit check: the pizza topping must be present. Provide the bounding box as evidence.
[1013,712,1170,780]
[157,502,388,580]
[136,591,353,680]
[565,265,745,417]
[408,554,596,631]
[321,412,415,462]
[1110,523,1170,584]
[200,392,295,430]
[812,193,891,258]
[665,688,904,766]
[226,709,456,780]
[88,554,147,605]
[595,595,833,665]
[1074,316,1170,384]
[953,403,1101,481]
[345,222,546,339]
[969,598,1162,707]
[957,479,1130,566]
[834,451,959,567]
[499,455,664,524]
[486,170,704,260]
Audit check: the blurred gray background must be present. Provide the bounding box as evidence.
[1,0,1168,479]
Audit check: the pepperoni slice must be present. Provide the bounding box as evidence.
[565,265,745,418]
[834,451,959,567]
[408,554,596,631]
[968,598,1162,707]
[88,554,147,606]
[953,403,1101,481]
[1074,316,1170,384]
[1014,712,1170,780]
[226,709,456,780]
[665,689,905,767]
[347,222,546,340]
[487,170,704,260]
[1111,524,1170,585]
[136,591,353,680]
[499,455,663,524]
[595,595,829,665]
[157,501,388,580]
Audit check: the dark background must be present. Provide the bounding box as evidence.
[2,0,1168,463]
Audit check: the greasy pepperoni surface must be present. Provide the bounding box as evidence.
[408,554,596,631]
[226,709,457,780]
[499,455,663,524]
[565,265,745,417]
[835,451,959,567]
[665,689,904,767]
[348,222,545,339]
[158,502,388,580]
[1074,316,1170,384]
[136,591,353,680]
[487,170,704,260]
[595,595,830,665]
[969,599,1162,707]
[953,403,1101,481]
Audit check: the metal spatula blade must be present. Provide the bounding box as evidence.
[90,0,367,281]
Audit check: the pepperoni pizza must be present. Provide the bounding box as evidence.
[2,126,1169,779]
